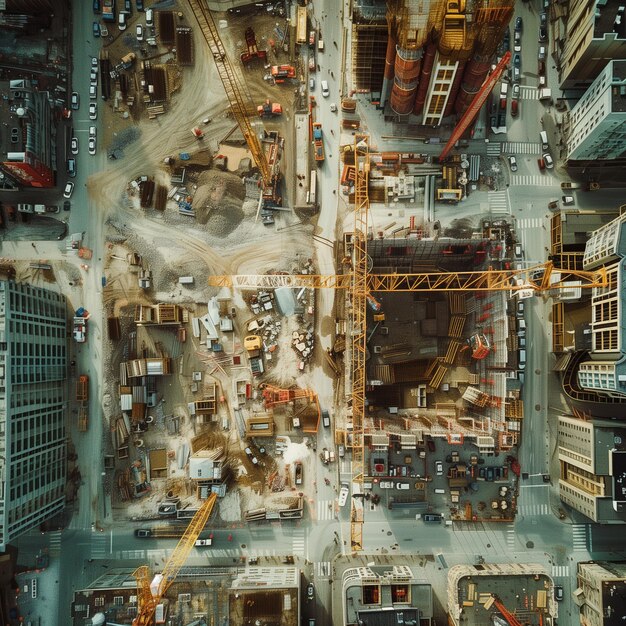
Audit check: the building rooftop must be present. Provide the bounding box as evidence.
[610,59,626,114]
[593,3,626,41]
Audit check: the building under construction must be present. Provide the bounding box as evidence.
[351,0,514,125]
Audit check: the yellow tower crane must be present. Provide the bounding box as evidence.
[208,133,608,552]
[132,493,217,626]
[187,0,277,196]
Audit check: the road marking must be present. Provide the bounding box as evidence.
[488,190,509,214]
[517,503,550,516]
[551,565,570,578]
[91,533,108,558]
[48,530,62,557]
[520,86,539,100]
[506,524,516,549]
[510,174,558,187]
[339,459,352,475]
[572,524,588,551]
[503,141,542,155]
[317,499,335,521]
[486,143,502,157]
[292,530,306,557]
[315,560,331,578]
[516,217,544,229]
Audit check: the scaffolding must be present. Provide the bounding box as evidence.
[351,22,389,93]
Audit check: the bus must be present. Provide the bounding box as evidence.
[307,170,317,205]
[296,5,307,45]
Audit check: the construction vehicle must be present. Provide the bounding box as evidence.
[468,333,490,359]
[257,100,282,117]
[207,133,608,552]
[271,65,296,84]
[240,27,267,64]
[132,493,217,626]
[490,595,524,626]
[188,0,281,206]
[440,52,511,160]
[312,122,324,162]
[191,127,204,139]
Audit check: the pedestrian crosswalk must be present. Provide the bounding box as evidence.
[315,560,332,578]
[486,143,502,156]
[517,503,550,516]
[510,174,558,187]
[551,565,570,578]
[503,141,542,155]
[91,533,108,559]
[317,499,335,521]
[572,524,589,551]
[488,190,510,214]
[520,86,539,100]
[516,217,544,229]
[48,530,62,557]
[506,524,516,549]
[292,529,306,557]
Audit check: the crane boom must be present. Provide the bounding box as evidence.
[492,595,525,626]
[132,493,217,626]
[207,263,608,292]
[440,51,512,160]
[187,0,271,183]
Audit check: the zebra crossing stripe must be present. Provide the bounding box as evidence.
[49,531,62,556]
[315,561,331,578]
[317,499,335,521]
[486,143,502,156]
[572,525,588,551]
[516,218,543,229]
[510,174,558,187]
[503,142,542,155]
[488,191,509,214]
[520,86,539,100]
[551,565,570,578]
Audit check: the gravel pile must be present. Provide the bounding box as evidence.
[109,126,142,157]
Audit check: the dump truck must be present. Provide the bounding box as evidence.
[257,100,283,117]
[312,123,324,162]
[76,375,89,402]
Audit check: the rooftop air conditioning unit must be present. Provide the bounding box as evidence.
[373,346,382,353]
[380,327,389,335]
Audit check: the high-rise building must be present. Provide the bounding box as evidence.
[575,561,626,625]
[0,80,55,188]
[557,415,626,523]
[556,1,626,90]
[566,60,626,162]
[0,281,67,550]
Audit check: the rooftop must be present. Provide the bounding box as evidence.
[610,59,626,114]
[593,3,626,40]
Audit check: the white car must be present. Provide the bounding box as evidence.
[63,181,74,199]
[89,102,97,120]
[70,137,79,155]
[543,153,554,169]
[136,24,144,41]
[508,155,518,172]
[88,136,96,155]
[435,461,444,476]
[338,483,349,507]
[91,57,98,69]
[118,12,127,30]
[195,536,213,547]
[89,126,97,138]
[90,69,98,84]
[89,84,97,99]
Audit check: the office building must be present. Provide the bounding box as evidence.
[556,1,626,90]
[575,561,626,626]
[0,281,67,550]
[0,80,55,188]
[341,563,433,625]
[566,60,626,162]
[558,415,626,523]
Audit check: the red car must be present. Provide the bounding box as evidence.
[511,99,518,117]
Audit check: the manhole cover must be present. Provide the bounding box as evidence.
[535,404,541,411]
[526,540,534,549]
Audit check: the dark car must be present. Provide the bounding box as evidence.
[554,586,564,601]
[486,467,495,482]
[427,439,435,452]
[513,53,521,68]
[539,26,548,42]
[93,21,100,37]
[70,91,80,110]
[423,514,442,524]
[134,529,152,538]
[307,583,314,600]
[136,0,144,9]
[63,200,71,211]
[93,0,101,12]
[540,12,547,25]
[322,410,330,428]
[515,16,523,32]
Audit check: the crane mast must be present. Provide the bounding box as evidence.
[187,0,271,184]
[132,493,217,626]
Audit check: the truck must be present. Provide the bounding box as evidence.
[257,100,283,117]
[312,123,324,162]
[271,65,296,84]
[73,317,87,343]
[76,375,89,402]
[102,0,115,21]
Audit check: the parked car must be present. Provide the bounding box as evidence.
[244,447,259,465]
[88,136,96,155]
[322,410,330,428]
[70,91,80,110]
[538,46,546,61]
[63,200,71,212]
[511,99,519,117]
[435,460,444,476]
[89,102,98,120]
[307,583,314,600]
[554,586,564,602]
[539,25,547,41]
[513,30,521,52]
[543,153,554,169]
[562,195,575,205]
[63,182,74,199]
[70,137,79,155]
[512,83,520,100]
[136,0,144,9]
[89,126,97,138]
[423,514,442,524]
[90,69,98,84]
[134,528,152,538]
[91,57,99,68]
[136,24,143,41]
[118,12,127,30]
[513,53,521,68]
[67,158,76,178]
[89,84,97,99]
[92,21,100,37]
[514,16,523,32]
[508,155,518,172]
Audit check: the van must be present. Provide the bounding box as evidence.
[146,8,154,26]
[540,130,548,150]
[434,488,446,494]
[321,410,330,428]
[321,80,329,98]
